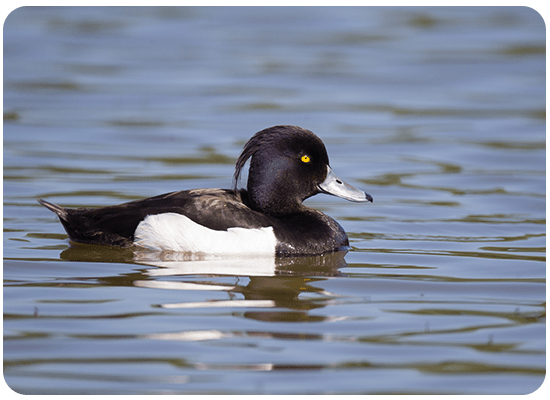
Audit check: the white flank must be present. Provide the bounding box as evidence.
[134,213,277,256]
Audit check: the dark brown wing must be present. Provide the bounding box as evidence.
[38,189,272,247]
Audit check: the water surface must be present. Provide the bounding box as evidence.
[3,6,546,395]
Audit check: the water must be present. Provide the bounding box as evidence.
[3,6,546,395]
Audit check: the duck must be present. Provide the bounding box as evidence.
[38,125,373,257]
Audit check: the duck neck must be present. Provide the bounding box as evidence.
[246,160,304,216]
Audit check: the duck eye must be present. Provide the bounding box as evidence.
[301,155,311,163]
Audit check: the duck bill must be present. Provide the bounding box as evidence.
[318,166,373,203]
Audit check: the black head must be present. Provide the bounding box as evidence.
[234,125,328,215]
[234,125,372,216]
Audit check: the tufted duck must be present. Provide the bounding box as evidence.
[38,125,373,256]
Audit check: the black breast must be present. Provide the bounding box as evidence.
[271,209,349,256]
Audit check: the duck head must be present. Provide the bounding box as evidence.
[234,125,372,216]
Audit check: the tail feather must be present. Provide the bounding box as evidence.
[37,198,68,220]
[36,197,134,247]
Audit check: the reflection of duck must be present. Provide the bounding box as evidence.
[38,125,372,256]
[133,251,348,320]
[59,244,348,322]
[57,240,348,277]
[133,248,348,278]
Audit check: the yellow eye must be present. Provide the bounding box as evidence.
[301,155,311,163]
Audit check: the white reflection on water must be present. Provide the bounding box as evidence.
[154,300,277,309]
[135,251,279,277]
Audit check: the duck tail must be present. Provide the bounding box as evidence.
[37,198,68,220]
